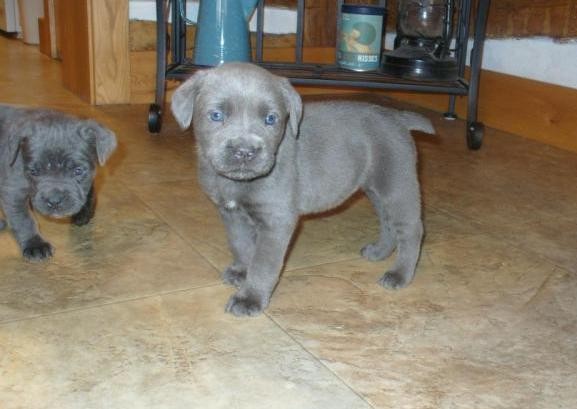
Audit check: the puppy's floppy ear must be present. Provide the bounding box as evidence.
[79,120,117,166]
[279,78,303,138]
[171,70,209,130]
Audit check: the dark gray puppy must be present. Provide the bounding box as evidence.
[0,106,116,261]
[171,63,434,317]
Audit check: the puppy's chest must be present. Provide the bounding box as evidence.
[208,181,272,218]
[204,179,251,211]
[221,198,240,211]
[200,171,286,216]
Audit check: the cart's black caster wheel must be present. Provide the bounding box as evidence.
[467,121,484,150]
[148,104,162,133]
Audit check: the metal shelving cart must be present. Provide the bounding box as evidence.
[148,0,491,150]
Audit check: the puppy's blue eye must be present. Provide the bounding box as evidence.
[265,113,278,126]
[209,110,224,122]
[73,167,85,176]
[28,168,39,176]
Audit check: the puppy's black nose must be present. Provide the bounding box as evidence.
[45,191,65,209]
[232,146,260,161]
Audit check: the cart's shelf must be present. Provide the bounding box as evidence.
[149,0,491,150]
[166,62,470,95]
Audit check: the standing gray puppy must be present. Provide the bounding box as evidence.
[171,63,434,317]
[0,106,116,261]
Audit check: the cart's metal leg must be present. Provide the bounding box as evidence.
[171,0,185,63]
[444,96,458,120]
[256,0,265,62]
[336,0,344,63]
[179,0,187,59]
[295,0,305,63]
[149,0,168,133]
[466,0,490,149]
[467,0,490,126]
[455,0,473,78]
[155,0,167,107]
[445,0,473,121]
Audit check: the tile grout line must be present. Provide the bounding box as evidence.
[0,282,225,326]
[425,204,577,275]
[284,255,367,273]
[265,312,378,409]
[121,179,226,275]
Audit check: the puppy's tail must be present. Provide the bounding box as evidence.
[398,111,435,135]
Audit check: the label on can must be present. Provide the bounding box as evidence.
[338,10,384,71]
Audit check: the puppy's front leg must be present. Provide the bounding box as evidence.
[2,191,53,261]
[219,206,256,287]
[225,217,297,317]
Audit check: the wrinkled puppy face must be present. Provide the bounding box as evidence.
[13,112,116,218]
[171,63,302,181]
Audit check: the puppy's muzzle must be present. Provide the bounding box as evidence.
[41,189,72,212]
[33,186,80,218]
[212,136,273,180]
[44,189,66,209]
[227,143,262,163]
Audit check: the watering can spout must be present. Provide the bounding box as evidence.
[242,0,260,20]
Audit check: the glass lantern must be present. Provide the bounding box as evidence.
[382,0,457,80]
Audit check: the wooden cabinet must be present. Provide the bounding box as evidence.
[55,0,130,104]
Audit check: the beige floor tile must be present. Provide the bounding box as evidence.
[0,180,219,322]
[420,126,577,226]
[269,235,577,409]
[96,110,201,187]
[482,214,577,273]
[0,286,371,409]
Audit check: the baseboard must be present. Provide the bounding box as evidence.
[131,48,577,154]
[385,71,577,154]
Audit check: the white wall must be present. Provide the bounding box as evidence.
[129,0,297,33]
[129,0,577,90]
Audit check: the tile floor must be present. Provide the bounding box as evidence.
[1,37,576,409]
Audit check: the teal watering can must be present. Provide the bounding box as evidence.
[194,0,260,66]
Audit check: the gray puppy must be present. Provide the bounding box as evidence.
[0,106,116,261]
[171,63,434,317]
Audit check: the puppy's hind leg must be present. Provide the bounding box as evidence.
[71,183,95,226]
[377,183,423,290]
[360,188,397,261]
[219,207,257,288]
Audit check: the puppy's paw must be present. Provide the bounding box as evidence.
[361,241,395,262]
[378,270,412,290]
[22,235,54,262]
[221,265,247,288]
[225,290,266,317]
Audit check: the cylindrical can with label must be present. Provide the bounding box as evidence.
[337,5,386,71]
